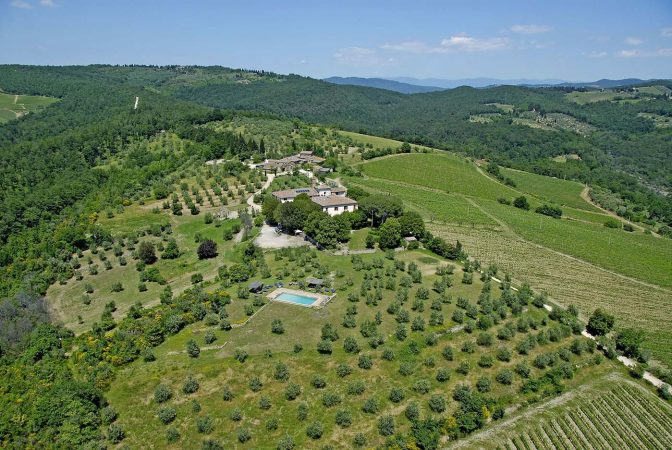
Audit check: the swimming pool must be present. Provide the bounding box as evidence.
[274,292,319,306]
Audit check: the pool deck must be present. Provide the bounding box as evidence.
[267,288,334,308]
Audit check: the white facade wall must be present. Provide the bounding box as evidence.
[323,204,357,216]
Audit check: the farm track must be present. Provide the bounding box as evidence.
[579,185,659,237]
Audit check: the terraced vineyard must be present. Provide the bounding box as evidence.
[456,376,672,450]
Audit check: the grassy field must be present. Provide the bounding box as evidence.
[347,177,498,227]
[499,167,600,212]
[565,90,636,104]
[360,153,518,200]
[106,245,615,449]
[0,91,58,123]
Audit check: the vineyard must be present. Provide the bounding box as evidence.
[455,375,672,450]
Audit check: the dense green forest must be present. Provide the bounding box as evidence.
[0,65,670,447]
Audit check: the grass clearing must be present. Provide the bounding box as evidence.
[499,167,601,212]
[0,92,58,122]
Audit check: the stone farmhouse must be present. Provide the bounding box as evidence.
[272,184,357,216]
[256,150,326,174]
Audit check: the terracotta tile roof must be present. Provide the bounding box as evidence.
[311,196,358,207]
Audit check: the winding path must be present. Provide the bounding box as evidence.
[247,173,275,212]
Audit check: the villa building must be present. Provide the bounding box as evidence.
[272,183,357,216]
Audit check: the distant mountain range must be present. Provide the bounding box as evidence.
[323,77,443,94]
[323,76,655,93]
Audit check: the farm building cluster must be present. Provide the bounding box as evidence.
[272,183,358,216]
[255,150,327,174]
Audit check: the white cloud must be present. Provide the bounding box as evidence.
[380,41,429,52]
[583,51,608,58]
[11,0,33,8]
[615,48,672,58]
[625,36,643,45]
[381,35,510,54]
[510,24,552,34]
[440,35,510,51]
[333,47,395,66]
[40,0,56,6]
[662,28,672,37]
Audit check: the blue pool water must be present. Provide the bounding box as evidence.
[275,292,318,306]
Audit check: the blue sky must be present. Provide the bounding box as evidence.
[1,0,671,80]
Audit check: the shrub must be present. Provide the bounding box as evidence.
[405,401,420,421]
[378,415,395,436]
[196,415,214,434]
[335,409,353,427]
[204,330,217,344]
[158,406,177,424]
[274,362,290,381]
[322,392,342,407]
[183,376,199,394]
[101,406,118,424]
[138,241,157,264]
[197,239,218,259]
[476,377,491,393]
[222,386,234,401]
[266,417,279,431]
[362,397,380,413]
[535,204,562,219]
[107,424,125,443]
[343,336,360,353]
[389,387,405,403]
[436,368,451,382]
[277,435,295,450]
[259,396,272,410]
[154,384,172,403]
[306,421,323,439]
[271,319,285,334]
[111,282,123,292]
[496,369,514,385]
[353,432,367,447]
[234,348,248,363]
[311,375,327,389]
[249,376,263,392]
[336,364,352,378]
[428,394,446,413]
[413,379,431,394]
[347,380,366,395]
[166,427,180,443]
[358,354,373,369]
[186,339,200,358]
[317,340,333,354]
[230,408,243,421]
[285,383,301,400]
[513,196,530,210]
[237,428,251,443]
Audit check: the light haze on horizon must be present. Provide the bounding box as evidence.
[1,0,671,81]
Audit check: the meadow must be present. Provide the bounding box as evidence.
[0,91,58,123]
